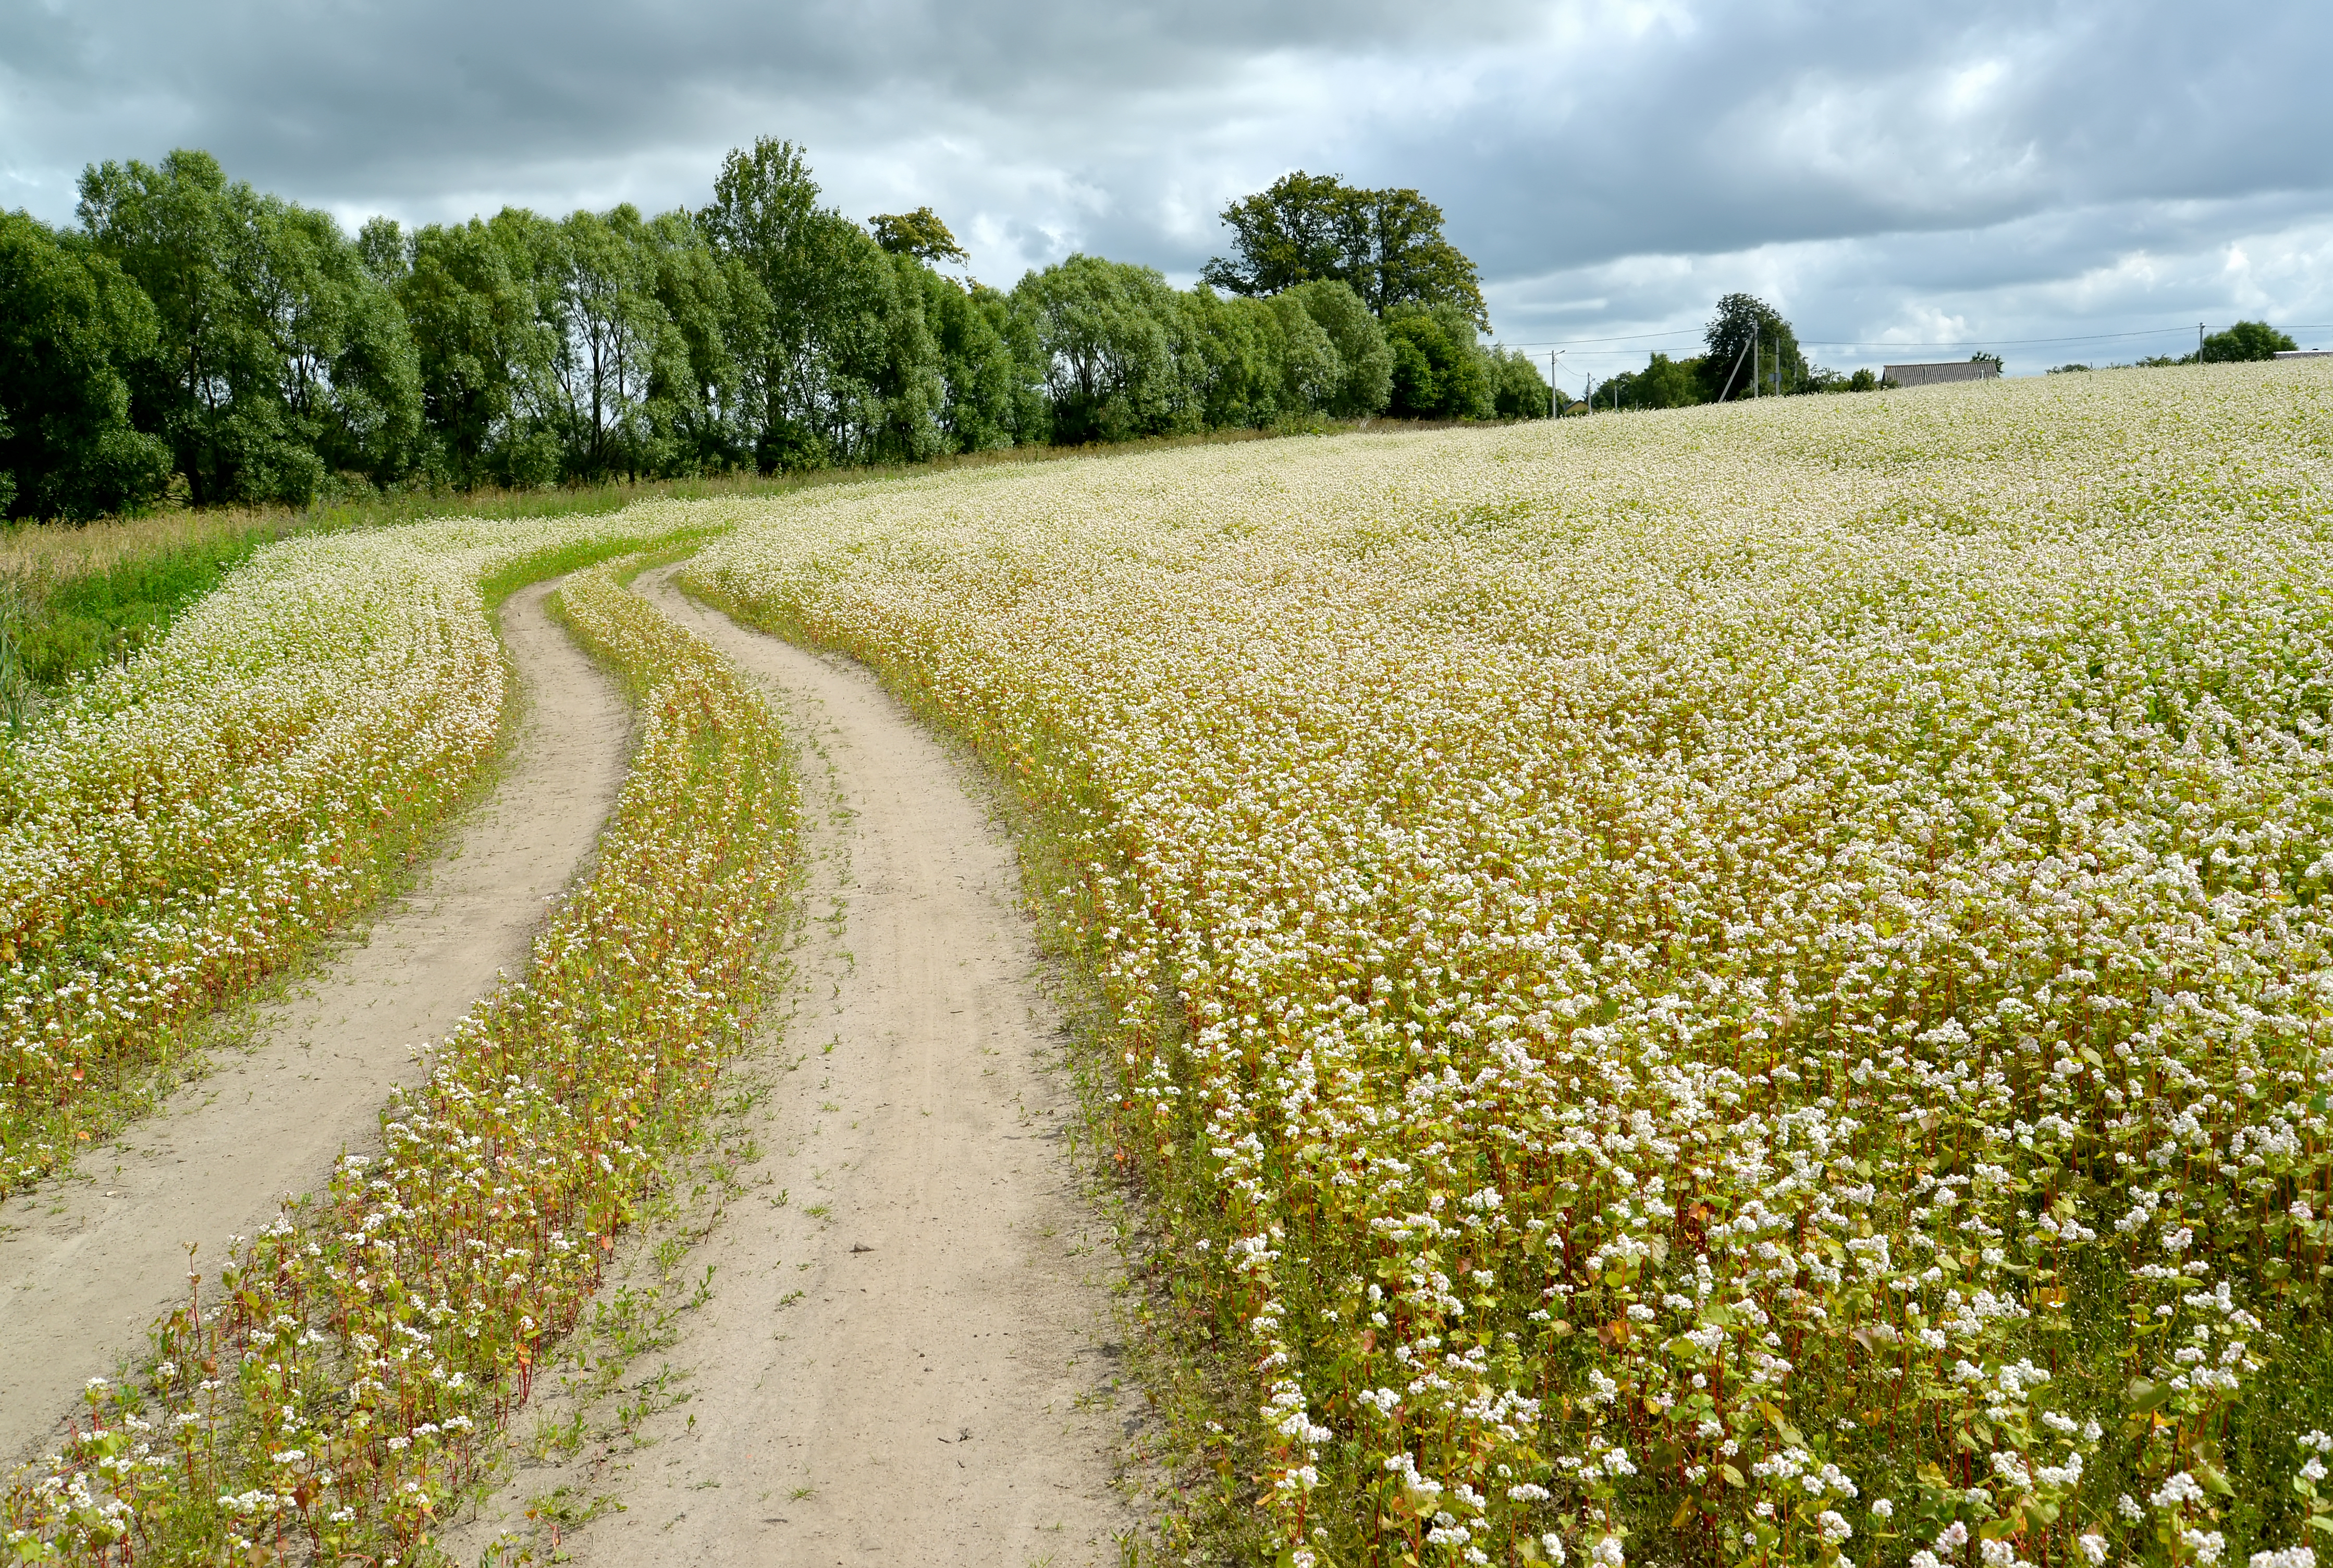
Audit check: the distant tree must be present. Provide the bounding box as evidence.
[2201,321,2297,362]
[1284,279,1390,416]
[1013,255,1194,444]
[0,212,171,519]
[1487,348,1552,419]
[918,273,1041,450]
[1699,293,1807,400]
[401,212,561,487]
[701,137,825,468]
[2047,363,2092,374]
[869,207,967,266]
[78,148,420,505]
[1202,172,1487,328]
[1384,302,1491,419]
[1199,173,1352,297]
[1630,352,1706,409]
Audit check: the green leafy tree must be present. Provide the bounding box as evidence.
[0,212,171,519]
[870,207,967,266]
[2201,321,2297,362]
[78,150,285,504]
[916,272,1025,450]
[642,209,761,474]
[1180,287,1277,430]
[1285,279,1391,416]
[1202,172,1487,328]
[701,139,946,468]
[1013,255,1196,444]
[701,138,827,469]
[1384,302,1491,419]
[1487,347,1553,419]
[256,202,423,489]
[1628,351,1707,410]
[78,149,421,505]
[400,212,561,487]
[1699,292,1807,401]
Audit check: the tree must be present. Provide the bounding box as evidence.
[1285,279,1391,417]
[1487,348,1553,419]
[642,209,761,475]
[0,212,171,519]
[870,207,967,266]
[1699,293,1808,401]
[255,201,422,489]
[1629,352,1706,410]
[1201,172,1487,328]
[701,137,825,468]
[2201,321,2297,362]
[1014,255,1195,444]
[1384,302,1490,419]
[919,273,1039,450]
[77,148,419,506]
[401,212,561,487]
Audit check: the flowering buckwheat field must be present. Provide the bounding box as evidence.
[687,364,2333,1568]
[0,515,699,1192]
[3,558,795,1562]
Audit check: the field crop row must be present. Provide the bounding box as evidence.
[2,559,795,1564]
[686,364,2333,1568]
[0,514,705,1192]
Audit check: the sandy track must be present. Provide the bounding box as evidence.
[0,580,630,1465]
[457,572,1133,1566]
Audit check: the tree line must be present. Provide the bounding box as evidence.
[1588,298,2313,412]
[1583,295,1907,412]
[0,145,1553,522]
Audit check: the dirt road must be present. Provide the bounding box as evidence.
[0,580,631,1465]
[455,572,1134,1566]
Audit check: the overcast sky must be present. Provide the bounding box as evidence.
[4,0,2327,386]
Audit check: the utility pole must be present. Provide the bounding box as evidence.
[1549,350,1560,417]
[2199,322,2207,361]
[1752,326,1760,399]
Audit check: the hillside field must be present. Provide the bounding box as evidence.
[9,362,2333,1568]
[686,363,2333,1568]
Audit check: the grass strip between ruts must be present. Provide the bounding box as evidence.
[1,557,797,1566]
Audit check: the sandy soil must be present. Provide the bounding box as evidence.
[450,571,1135,1567]
[0,580,631,1465]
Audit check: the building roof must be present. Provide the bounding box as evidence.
[1881,361,2002,387]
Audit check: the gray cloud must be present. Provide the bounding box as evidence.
[2,0,2325,367]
